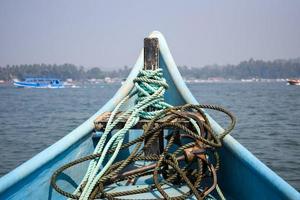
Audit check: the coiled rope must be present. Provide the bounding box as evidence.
[73,69,171,200]
[51,69,236,200]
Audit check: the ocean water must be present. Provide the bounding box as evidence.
[0,82,299,191]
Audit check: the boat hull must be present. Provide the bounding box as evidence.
[0,32,299,200]
[13,81,64,88]
[287,81,300,86]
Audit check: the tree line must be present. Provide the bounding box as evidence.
[179,58,300,79]
[0,64,130,81]
[0,58,299,81]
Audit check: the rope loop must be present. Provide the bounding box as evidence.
[134,68,171,119]
[51,69,236,200]
[70,68,171,200]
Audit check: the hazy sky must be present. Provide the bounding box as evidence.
[0,0,299,69]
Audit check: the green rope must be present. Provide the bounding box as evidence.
[50,68,236,200]
[76,69,171,200]
[51,104,236,200]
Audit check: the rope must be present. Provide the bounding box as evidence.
[51,67,236,199]
[51,104,236,200]
[72,69,171,200]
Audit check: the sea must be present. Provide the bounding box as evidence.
[0,82,299,191]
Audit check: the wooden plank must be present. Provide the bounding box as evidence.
[94,111,204,131]
[143,38,161,155]
[144,38,159,70]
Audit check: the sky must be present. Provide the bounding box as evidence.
[0,0,299,69]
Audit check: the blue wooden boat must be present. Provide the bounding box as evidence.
[14,78,64,88]
[0,31,299,200]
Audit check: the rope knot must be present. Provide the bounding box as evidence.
[133,69,171,119]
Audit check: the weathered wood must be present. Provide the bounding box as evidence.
[94,111,204,131]
[143,38,161,155]
[144,38,159,70]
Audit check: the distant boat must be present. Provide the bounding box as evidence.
[13,78,64,88]
[287,79,300,86]
[63,81,80,88]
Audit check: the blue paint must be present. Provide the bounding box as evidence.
[0,31,299,199]
[13,78,64,88]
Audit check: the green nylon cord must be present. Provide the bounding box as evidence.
[64,69,230,199]
[51,102,236,200]
[75,69,172,200]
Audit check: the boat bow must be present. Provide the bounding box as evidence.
[0,31,299,200]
